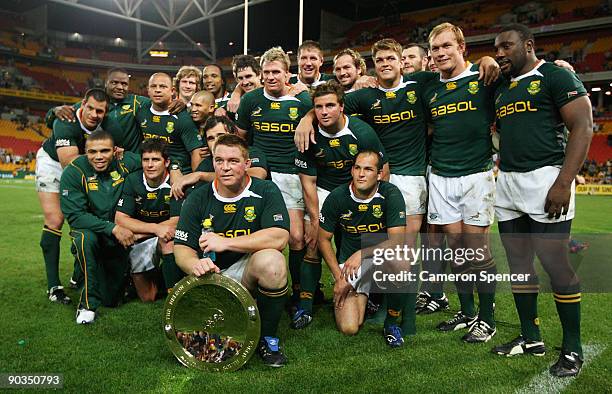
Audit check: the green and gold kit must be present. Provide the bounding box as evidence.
[343,73,435,176]
[236,88,312,174]
[295,115,387,191]
[319,181,406,262]
[135,103,203,174]
[42,108,102,162]
[423,63,495,177]
[195,146,268,174]
[494,61,587,172]
[45,94,149,152]
[116,170,181,223]
[174,177,290,269]
[60,152,141,235]
[289,73,336,89]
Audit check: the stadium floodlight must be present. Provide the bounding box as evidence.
[591,87,602,92]
[150,50,169,57]
[606,91,611,96]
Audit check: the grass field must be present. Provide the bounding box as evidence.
[1,179,611,393]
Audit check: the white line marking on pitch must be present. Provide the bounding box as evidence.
[515,343,606,394]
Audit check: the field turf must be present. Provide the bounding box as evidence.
[1,179,610,393]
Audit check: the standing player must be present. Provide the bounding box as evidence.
[491,24,593,377]
[60,130,141,324]
[401,43,429,75]
[289,40,335,89]
[174,66,202,104]
[219,55,264,118]
[292,81,387,328]
[319,150,408,346]
[36,88,109,304]
[203,64,230,108]
[235,47,313,310]
[423,23,498,343]
[333,48,367,93]
[174,134,290,367]
[115,139,184,297]
[135,73,203,179]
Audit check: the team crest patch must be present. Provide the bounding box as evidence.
[509,81,518,90]
[140,119,147,128]
[340,210,353,220]
[166,121,174,133]
[224,204,237,214]
[251,107,262,117]
[244,206,256,222]
[348,144,358,156]
[445,82,457,90]
[315,148,325,158]
[270,102,280,110]
[329,139,340,147]
[385,91,396,99]
[110,171,121,181]
[152,115,161,123]
[122,104,131,110]
[468,81,479,95]
[370,99,381,110]
[527,80,541,95]
[87,181,98,191]
[164,195,171,202]
[288,107,299,120]
[372,204,383,219]
[429,92,438,104]
[406,91,417,104]
[147,192,157,200]
[358,204,368,212]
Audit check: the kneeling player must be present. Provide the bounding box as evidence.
[319,150,409,347]
[115,139,184,298]
[174,134,290,367]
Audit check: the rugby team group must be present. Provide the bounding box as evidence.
[34,22,592,375]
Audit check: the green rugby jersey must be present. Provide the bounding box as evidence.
[60,152,141,236]
[195,146,268,174]
[215,92,231,109]
[289,72,336,89]
[174,177,290,270]
[295,115,387,191]
[42,108,102,162]
[319,181,405,262]
[116,170,182,223]
[343,74,433,176]
[235,88,312,174]
[45,94,149,152]
[135,102,203,174]
[423,63,496,177]
[494,61,587,172]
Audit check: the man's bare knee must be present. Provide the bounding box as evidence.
[250,250,287,288]
[337,322,359,336]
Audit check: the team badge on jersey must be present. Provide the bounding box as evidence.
[110,171,121,181]
[288,107,299,120]
[164,194,171,202]
[509,81,518,90]
[153,115,161,123]
[87,181,98,191]
[430,92,438,104]
[147,192,157,200]
[527,80,541,95]
[406,91,417,104]
[340,210,353,220]
[140,119,147,128]
[468,81,479,95]
[251,107,262,117]
[358,204,368,212]
[348,144,358,156]
[270,102,281,110]
[244,206,256,222]
[385,91,396,99]
[224,204,237,214]
[166,121,174,133]
[315,148,325,158]
[370,99,381,110]
[122,104,131,110]
[446,82,457,90]
[329,139,340,147]
[372,204,383,219]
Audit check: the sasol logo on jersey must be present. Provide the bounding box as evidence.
[253,122,294,133]
[496,101,538,119]
[175,230,188,242]
[270,102,281,110]
[341,222,385,234]
[373,110,416,124]
[326,159,353,169]
[139,209,169,218]
[220,228,252,238]
[55,139,71,147]
[430,101,477,118]
[143,133,172,144]
[224,204,237,213]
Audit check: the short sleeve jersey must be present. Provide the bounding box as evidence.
[42,108,102,162]
[116,170,181,223]
[295,115,387,192]
[236,88,313,174]
[343,75,432,176]
[174,177,290,269]
[494,61,587,172]
[422,63,496,177]
[135,103,203,174]
[319,181,406,262]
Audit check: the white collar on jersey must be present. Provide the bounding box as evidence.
[439,62,479,82]
[149,106,179,119]
[263,90,302,102]
[349,182,384,203]
[318,115,356,139]
[377,79,417,93]
[344,87,355,94]
[215,92,230,103]
[510,59,546,82]
[142,172,171,192]
[294,73,325,87]
[76,107,101,135]
[212,176,262,203]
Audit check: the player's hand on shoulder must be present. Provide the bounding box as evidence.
[352,75,378,90]
[171,172,198,199]
[227,93,241,113]
[477,56,500,86]
[289,81,308,96]
[214,107,227,117]
[192,257,220,277]
[55,105,76,122]
[112,225,135,248]
[295,113,316,152]
[168,99,186,114]
[554,59,575,73]
[114,147,125,160]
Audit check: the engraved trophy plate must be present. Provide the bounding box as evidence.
[163,274,260,372]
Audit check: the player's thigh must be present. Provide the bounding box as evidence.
[242,249,287,290]
[428,173,462,226]
[335,293,368,335]
[288,209,305,246]
[37,191,64,228]
[459,170,496,227]
[271,172,304,210]
[389,174,427,216]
